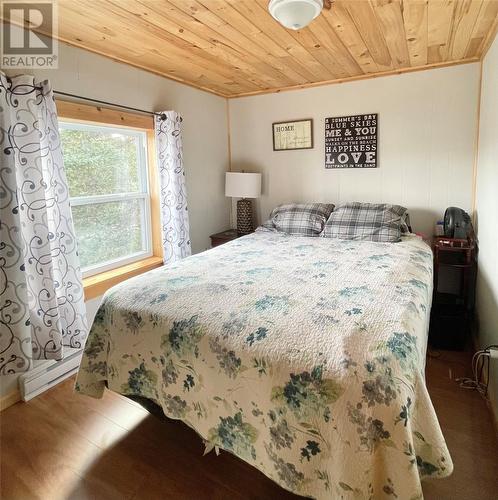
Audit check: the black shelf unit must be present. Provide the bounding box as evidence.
[429,236,477,350]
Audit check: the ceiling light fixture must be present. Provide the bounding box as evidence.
[268,0,325,31]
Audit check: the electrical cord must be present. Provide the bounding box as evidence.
[456,345,497,399]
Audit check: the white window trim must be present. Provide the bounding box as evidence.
[60,121,153,278]
[70,192,147,206]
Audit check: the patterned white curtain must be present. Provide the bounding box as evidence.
[155,111,191,263]
[0,73,88,374]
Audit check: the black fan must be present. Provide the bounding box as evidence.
[443,207,472,239]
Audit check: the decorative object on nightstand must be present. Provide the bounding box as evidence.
[210,229,246,248]
[430,208,477,351]
[225,172,261,235]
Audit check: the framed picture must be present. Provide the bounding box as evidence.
[325,113,378,168]
[272,119,313,151]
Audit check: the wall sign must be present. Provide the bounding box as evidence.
[272,119,313,151]
[325,114,378,168]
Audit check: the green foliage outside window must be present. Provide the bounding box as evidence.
[61,128,139,196]
[60,127,147,270]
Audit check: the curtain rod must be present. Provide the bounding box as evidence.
[4,73,172,121]
[53,90,169,121]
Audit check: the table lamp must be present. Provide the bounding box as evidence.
[225,172,262,234]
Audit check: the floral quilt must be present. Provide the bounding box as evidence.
[76,231,452,499]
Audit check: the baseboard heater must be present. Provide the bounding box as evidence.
[18,349,83,401]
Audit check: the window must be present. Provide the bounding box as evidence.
[56,100,162,299]
[60,121,152,277]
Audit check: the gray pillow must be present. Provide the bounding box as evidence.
[322,202,409,242]
[261,203,335,236]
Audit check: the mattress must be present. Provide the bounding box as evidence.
[76,231,452,499]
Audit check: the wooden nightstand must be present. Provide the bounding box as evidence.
[210,229,244,248]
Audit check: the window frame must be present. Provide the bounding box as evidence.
[60,120,153,278]
[56,100,163,300]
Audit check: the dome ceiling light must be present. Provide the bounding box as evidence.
[268,0,332,31]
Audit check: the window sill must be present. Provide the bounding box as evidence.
[83,256,163,300]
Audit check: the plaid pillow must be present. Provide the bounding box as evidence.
[401,212,411,233]
[262,203,335,236]
[322,202,408,242]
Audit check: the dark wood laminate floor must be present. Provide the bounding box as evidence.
[1,351,497,500]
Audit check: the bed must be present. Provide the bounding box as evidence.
[75,230,452,499]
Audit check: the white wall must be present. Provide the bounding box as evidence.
[475,36,498,422]
[229,64,480,238]
[1,41,230,399]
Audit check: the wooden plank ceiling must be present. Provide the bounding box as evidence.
[53,0,498,97]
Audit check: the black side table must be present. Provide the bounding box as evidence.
[430,236,477,350]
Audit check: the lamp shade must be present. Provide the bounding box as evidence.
[225,172,261,199]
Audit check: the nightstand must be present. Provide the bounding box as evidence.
[429,235,477,350]
[210,229,244,248]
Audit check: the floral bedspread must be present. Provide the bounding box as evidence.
[76,231,452,499]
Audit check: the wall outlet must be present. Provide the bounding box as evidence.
[489,347,498,360]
